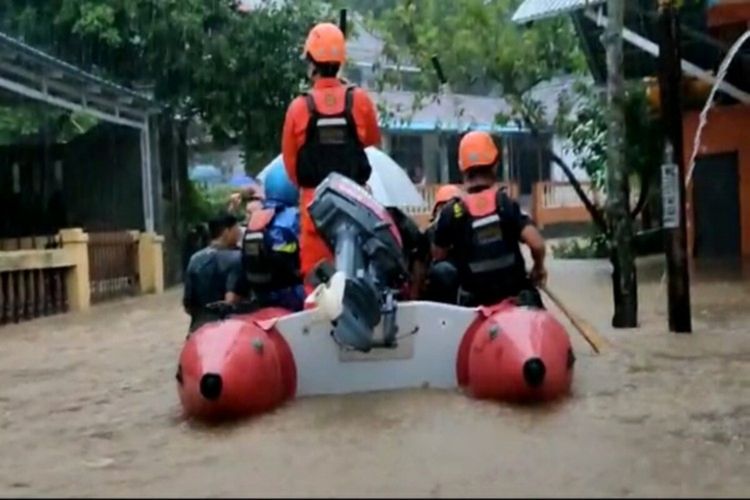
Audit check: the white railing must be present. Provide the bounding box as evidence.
[539,182,640,209]
[541,182,599,208]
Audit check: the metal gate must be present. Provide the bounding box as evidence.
[87,231,139,303]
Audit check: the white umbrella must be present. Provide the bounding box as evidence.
[257,147,427,209]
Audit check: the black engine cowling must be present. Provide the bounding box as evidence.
[308,173,409,351]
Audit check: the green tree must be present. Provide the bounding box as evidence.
[373,0,659,327]
[0,0,323,164]
[373,0,585,96]
[373,0,600,227]
[557,80,663,220]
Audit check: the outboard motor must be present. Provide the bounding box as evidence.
[308,173,409,352]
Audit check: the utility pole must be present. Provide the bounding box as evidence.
[657,0,692,333]
[605,0,638,327]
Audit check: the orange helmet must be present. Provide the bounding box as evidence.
[434,184,463,205]
[458,131,500,172]
[432,184,463,217]
[303,23,346,65]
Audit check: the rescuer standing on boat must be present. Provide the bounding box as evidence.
[241,161,305,312]
[183,213,247,334]
[430,131,547,307]
[281,22,381,286]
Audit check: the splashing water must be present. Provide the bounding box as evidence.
[685,30,750,189]
[657,30,750,298]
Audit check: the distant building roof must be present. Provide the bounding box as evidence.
[374,90,520,133]
[237,0,285,10]
[373,74,593,134]
[511,0,605,24]
[347,15,420,71]
[348,20,385,67]
[526,75,594,122]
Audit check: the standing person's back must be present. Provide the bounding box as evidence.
[281,22,381,288]
[183,213,247,334]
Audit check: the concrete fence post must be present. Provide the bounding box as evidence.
[59,228,91,312]
[138,232,165,294]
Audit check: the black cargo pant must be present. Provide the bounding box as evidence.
[424,260,544,309]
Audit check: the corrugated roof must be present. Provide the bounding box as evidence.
[0,30,154,106]
[526,75,594,122]
[374,90,517,132]
[511,0,605,24]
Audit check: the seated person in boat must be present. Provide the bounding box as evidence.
[429,131,547,308]
[384,204,431,299]
[183,212,248,333]
[425,184,464,246]
[422,184,463,302]
[240,161,305,312]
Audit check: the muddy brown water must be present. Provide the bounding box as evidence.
[0,255,747,497]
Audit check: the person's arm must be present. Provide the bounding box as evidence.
[431,203,457,262]
[385,206,426,296]
[281,98,305,187]
[353,89,382,148]
[182,271,193,314]
[224,254,247,304]
[521,225,546,267]
[230,185,264,210]
[506,198,547,284]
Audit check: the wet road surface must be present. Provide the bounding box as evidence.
[0,255,747,497]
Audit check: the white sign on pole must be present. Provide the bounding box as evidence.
[661,162,680,229]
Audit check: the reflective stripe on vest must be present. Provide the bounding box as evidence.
[462,188,519,279]
[296,86,371,188]
[468,252,517,274]
[317,117,348,126]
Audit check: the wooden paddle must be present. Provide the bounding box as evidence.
[540,284,607,354]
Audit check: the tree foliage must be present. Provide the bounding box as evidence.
[557,80,663,218]
[372,0,664,235]
[0,0,324,163]
[373,0,586,102]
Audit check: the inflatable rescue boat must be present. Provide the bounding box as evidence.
[177,174,574,421]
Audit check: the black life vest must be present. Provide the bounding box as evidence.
[459,186,525,294]
[241,208,301,292]
[296,86,372,188]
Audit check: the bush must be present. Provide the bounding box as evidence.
[181,182,240,228]
[551,233,609,259]
[552,228,664,259]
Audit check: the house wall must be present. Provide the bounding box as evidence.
[382,131,443,184]
[0,143,65,238]
[707,0,750,26]
[0,124,145,237]
[682,104,750,257]
[155,116,188,287]
[63,124,144,232]
[422,134,441,184]
[381,128,559,189]
[550,136,590,182]
[190,146,244,179]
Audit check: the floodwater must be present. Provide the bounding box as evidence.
[0,255,748,498]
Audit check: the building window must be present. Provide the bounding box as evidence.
[389,134,424,184]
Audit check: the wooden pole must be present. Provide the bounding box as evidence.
[605,0,638,327]
[657,0,692,333]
